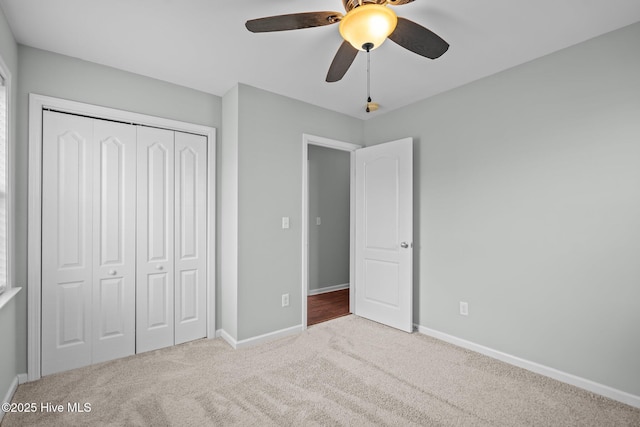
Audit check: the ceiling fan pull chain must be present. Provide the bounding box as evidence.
[365,43,372,113]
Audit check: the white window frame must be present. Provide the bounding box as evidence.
[0,53,13,304]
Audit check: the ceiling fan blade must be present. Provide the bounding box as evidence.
[388,17,449,59]
[387,0,416,5]
[246,11,343,33]
[326,41,359,82]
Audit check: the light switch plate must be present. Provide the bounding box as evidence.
[282,217,290,229]
[459,301,469,316]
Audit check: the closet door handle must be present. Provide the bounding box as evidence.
[108,270,117,276]
[156,265,164,271]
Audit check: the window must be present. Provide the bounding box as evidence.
[0,64,8,295]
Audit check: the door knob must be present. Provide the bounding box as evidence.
[156,265,164,270]
[108,270,117,276]
[400,242,410,249]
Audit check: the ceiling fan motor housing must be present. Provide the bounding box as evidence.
[342,0,386,12]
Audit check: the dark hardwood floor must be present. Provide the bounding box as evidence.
[307,289,350,326]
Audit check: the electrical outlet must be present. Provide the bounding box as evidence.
[282,293,289,307]
[459,301,469,316]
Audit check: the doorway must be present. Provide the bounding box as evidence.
[301,134,362,329]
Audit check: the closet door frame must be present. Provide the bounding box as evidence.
[27,93,216,381]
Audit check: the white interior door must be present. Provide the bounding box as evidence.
[42,112,138,374]
[42,111,94,375]
[174,132,207,345]
[136,126,175,353]
[354,138,413,332]
[91,119,136,363]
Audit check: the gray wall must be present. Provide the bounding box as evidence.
[308,145,350,293]
[219,85,239,338]
[0,4,19,404]
[13,46,222,374]
[231,83,362,341]
[364,22,640,396]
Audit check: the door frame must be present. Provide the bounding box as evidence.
[301,134,362,329]
[27,93,216,381]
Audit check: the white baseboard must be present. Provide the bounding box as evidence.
[219,325,303,350]
[17,373,27,384]
[2,375,18,403]
[308,283,349,296]
[1,375,20,422]
[218,329,236,348]
[416,325,640,409]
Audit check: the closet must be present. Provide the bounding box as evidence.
[41,110,208,375]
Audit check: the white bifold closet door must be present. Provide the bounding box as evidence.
[173,132,208,345]
[135,128,207,353]
[136,127,175,353]
[42,111,136,375]
[42,111,207,375]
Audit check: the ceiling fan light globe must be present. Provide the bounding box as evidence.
[339,5,398,51]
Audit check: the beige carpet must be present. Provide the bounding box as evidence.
[3,315,639,426]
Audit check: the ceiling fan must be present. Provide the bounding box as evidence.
[245,0,449,83]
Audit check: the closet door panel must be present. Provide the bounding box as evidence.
[41,111,94,375]
[137,126,175,353]
[174,132,207,344]
[92,120,136,363]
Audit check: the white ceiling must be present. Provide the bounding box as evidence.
[1,0,639,120]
